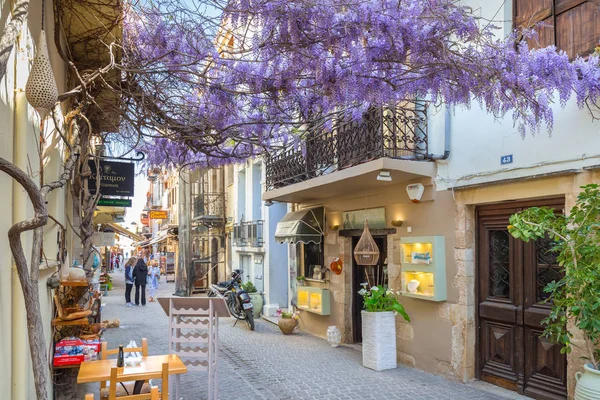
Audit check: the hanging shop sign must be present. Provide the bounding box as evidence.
[97,197,132,207]
[88,160,135,197]
[149,210,169,219]
[93,232,115,247]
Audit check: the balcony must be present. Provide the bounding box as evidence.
[264,104,437,203]
[233,220,264,247]
[192,193,225,227]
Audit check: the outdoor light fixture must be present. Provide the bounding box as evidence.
[329,224,340,231]
[391,220,404,227]
[377,170,392,182]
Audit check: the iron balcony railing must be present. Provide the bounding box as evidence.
[233,220,264,247]
[265,103,429,190]
[192,193,225,220]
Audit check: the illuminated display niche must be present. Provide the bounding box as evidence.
[399,236,447,302]
[297,287,331,315]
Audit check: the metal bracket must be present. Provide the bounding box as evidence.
[88,151,145,162]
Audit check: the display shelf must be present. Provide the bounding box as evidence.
[304,278,329,283]
[52,317,90,326]
[297,286,331,315]
[60,280,89,287]
[399,236,447,302]
[53,364,81,369]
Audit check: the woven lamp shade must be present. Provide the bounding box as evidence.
[353,220,380,266]
[25,30,58,118]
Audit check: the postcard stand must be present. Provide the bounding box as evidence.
[158,297,230,400]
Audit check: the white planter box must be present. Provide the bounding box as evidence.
[361,310,397,371]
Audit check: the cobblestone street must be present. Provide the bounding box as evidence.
[72,273,527,400]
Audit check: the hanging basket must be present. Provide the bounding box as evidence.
[354,221,380,266]
[25,30,58,118]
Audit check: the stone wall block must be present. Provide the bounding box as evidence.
[397,351,416,367]
[454,248,474,262]
[396,321,414,341]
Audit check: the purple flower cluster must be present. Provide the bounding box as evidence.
[122,0,600,167]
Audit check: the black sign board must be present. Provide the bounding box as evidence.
[88,160,135,197]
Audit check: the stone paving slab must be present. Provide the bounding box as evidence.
[68,272,527,400]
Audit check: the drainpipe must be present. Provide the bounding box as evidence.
[12,73,29,400]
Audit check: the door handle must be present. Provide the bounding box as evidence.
[516,305,523,326]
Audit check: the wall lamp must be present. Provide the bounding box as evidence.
[391,220,404,227]
[377,170,392,182]
[329,224,340,231]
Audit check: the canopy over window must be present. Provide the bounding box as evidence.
[103,223,144,242]
[275,207,324,244]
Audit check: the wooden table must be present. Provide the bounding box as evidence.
[77,354,187,384]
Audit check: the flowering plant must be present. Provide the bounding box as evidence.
[358,284,410,322]
[276,309,300,320]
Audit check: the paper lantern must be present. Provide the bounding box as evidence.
[353,220,379,266]
[25,30,58,118]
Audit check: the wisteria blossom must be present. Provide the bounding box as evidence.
[118,0,600,167]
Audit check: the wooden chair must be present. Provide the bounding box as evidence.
[100,339,149,398]
[107,362,168,400]
[88,386,159,400]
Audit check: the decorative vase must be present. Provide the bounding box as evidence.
[361,310,397,371]
[575,363,600,400]
[278,318,297,335]
[25,30,58,118]
[327,326,341,347]
[249,292,263,318]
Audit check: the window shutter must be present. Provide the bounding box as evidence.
[555,1,600,58]
[514,0,600,58]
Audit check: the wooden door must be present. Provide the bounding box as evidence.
[477,199,567,400]
[352,236,386,343]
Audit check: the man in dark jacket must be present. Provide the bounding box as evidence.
[132,258,148,306]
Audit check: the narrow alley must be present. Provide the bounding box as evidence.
[71,273,525,400]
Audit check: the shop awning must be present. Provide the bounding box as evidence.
[103,222,144,242]
[147,234,169,246]
[275,207,324,244]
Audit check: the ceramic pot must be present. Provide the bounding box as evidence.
[575,363,600,400]
[361,310,397,371]
[278,318,297,335]
[327,326,341,347]
[249,292,263,318]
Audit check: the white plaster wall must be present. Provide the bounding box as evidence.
[435,0,600,190]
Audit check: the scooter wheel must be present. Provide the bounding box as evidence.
[245,310,255,331]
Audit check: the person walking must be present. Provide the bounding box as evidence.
[124,257,137,306]
[132,258,148,306]
[147,260,160,302]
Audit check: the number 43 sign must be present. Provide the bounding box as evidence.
[501,155,513,165]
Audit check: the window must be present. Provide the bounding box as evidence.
[298,242,324,280]
[514,0,600,59]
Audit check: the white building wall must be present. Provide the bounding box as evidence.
[230,160,289,312]
[435,0,600,191]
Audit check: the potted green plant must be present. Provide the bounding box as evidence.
[241,281,263,318]
[276,309,300,335]
[296,276,306,286]
[358,284,410,371]
[509,184,600,399]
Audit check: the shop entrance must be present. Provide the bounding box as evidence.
[476,199,567,399]
[351,236,387,343]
